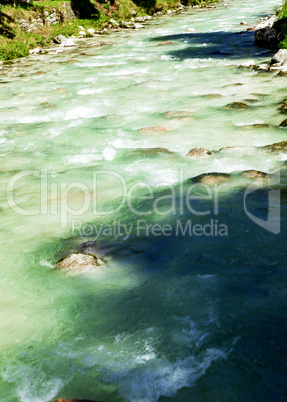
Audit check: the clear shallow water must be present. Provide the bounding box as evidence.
[1,0,287,401]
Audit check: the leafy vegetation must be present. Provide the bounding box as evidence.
[275,1,287,49]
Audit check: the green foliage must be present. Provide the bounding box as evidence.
[0,39,29,60]
[275,2,287,49]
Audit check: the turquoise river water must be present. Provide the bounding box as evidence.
[1,0,287,400]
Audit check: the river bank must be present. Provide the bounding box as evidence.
[0,0,218,61]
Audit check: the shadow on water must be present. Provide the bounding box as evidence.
[148,30,273,60]
[3,176,287,401]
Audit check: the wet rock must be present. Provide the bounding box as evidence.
[263,141,287,152]
[185,28,196,33]
[191,172,231,185]
[254,26,280,50]
[55,253,101,273]
[241,170,267,180]
[223,102,249,110]
[158,41,173,46]
[240,21,248,25]
[186,148,213,158]
[35,71,45,75]
[279,119,287,127]
[271,49,287,65]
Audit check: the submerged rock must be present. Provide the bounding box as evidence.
[223,102,249,110]
[191,172,231,185]
[186,148,213,158]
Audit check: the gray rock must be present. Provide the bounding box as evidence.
[29,47,41,55]
[254,26,280,50]
[59,38,76,47]
[134,23,144,29]
[271,49,287,65]
[53,35,67,44]
[135,16,146,22]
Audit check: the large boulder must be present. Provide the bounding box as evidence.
[55,240,112,274]
[53,35,76,47]
[254,26,280,50]
[271,49,287,65]
[55,253,101,273]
